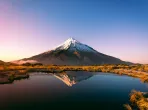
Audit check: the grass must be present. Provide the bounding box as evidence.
[125,90,148,110]
[124,104,132,110]
[0,69,29,84]
[0,64,148,84]
[0,64,148,110]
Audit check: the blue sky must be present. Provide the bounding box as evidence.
[0,0,148,63]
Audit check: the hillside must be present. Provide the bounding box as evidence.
[13,38,131,65]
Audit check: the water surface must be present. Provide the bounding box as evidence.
[0,71,147,110]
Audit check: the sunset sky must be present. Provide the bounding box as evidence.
[0,0,148,64]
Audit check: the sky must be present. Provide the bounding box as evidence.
[0,0,148,64]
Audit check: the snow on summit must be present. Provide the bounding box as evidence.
[54,38,97,52]
[11,37,127,65]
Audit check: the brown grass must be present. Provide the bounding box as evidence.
[124,104,132,110]
[125,90,148,110]
[1,64,148,110]
[0,64,148,84]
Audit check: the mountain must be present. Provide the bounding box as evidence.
[53,71,94,86]
[0,60,4,63]
[0,60,18,66]
[13,38,131,65]
[0,60,5,65]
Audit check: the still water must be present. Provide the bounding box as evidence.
[0,71,148,110]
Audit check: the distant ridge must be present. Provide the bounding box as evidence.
[12,38,132,65]
[0,60,4,63]
[0,60,4,65]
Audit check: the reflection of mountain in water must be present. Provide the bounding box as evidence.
[53,71,94,86]
[0,71,94,85]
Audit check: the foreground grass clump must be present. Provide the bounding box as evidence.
[130,90,148,110]
[124,104,132,110]
[124,90,148,110]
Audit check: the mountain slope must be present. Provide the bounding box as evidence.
[0,60,5,65]
[19,38,129,65]
[0,60,4,63]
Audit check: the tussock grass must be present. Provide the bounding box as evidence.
[124,104,132,110]
[1,64,148,110]
[125,90,148,110]
[0,64,148,84]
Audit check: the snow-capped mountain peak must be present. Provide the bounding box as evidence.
[66,37,80,44]
[54,38,97,52]
[12,37,127,65]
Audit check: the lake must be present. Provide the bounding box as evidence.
[0,71,148,110]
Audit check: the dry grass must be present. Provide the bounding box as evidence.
[1,64,148,110]
[0,64,148,84]
[124,104,132,110]
[112,69,148,83]
[125,90,148,110]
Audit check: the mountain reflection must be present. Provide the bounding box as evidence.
[53,71,94,86]
[0,71,94,85]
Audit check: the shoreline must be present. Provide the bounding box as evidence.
[0,65,148,84]
[0,65,148,110]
